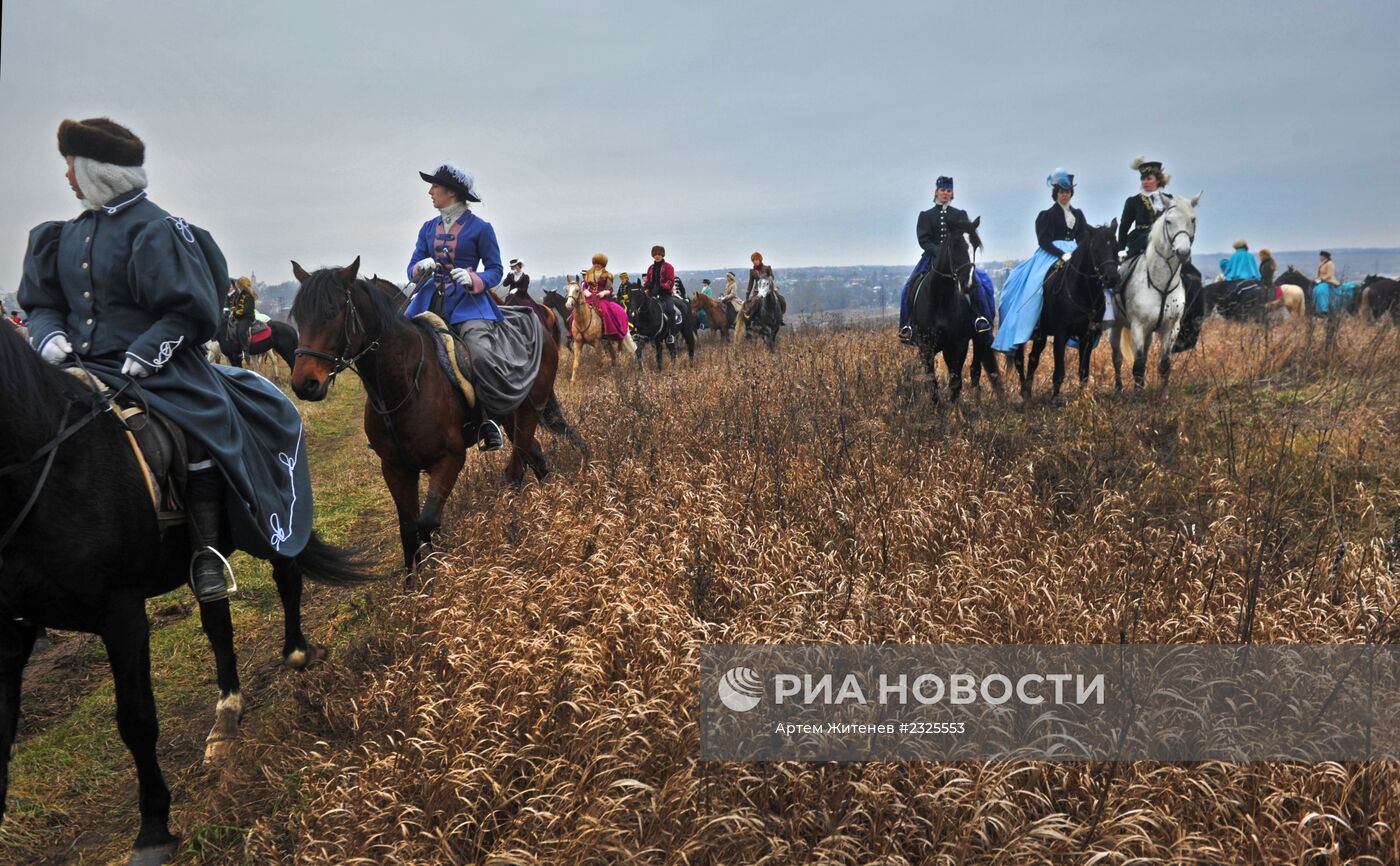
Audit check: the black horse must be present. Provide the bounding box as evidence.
[1360,274,1400,322]
[745,282,786,350]
[0,324,369,864]
[628,290,696,370]
[1203,278,1272,320]
[909,215,1001,402]
[1015,221,1120,400]
[216,316,298,371]
[540,289,572,350]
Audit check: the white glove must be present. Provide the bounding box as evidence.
[412,257,436,278]
[40,334,73,364]
[450,267,474,286]
[121,356,152,378]
[1060,253,1073,263]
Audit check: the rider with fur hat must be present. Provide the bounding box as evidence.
[406,163,543,453]
[20,117,315,602]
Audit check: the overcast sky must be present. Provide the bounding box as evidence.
[2,0,1397,286]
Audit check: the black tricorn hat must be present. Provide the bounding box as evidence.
[1135,159,1163,177]
[57,117,145,167]
[419,162,481,202]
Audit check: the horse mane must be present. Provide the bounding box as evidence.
[0,322,89,447]
[292,267,408,330]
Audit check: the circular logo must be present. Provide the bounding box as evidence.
[718,666,763,712]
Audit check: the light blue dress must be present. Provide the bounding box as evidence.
[991,240,1076,353]
[1221,249,1262,281]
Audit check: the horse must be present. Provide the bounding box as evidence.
[628,289,697,370]
[908,215,1001,403]
[1110,193,1201,391]
[1203,278,1272,320]
[499,284,568,351]
[1276,266,1314,314]
[540,289,572,350]
[1266,282,1306,318]
[289,258,587,571]
[745,277,785,349]
[563,281,632,382]
[0,323,369,865]
[691,293,735,342]
[216,316,298,374]
[1014,220,1120,400]
[1359,274,1400,322]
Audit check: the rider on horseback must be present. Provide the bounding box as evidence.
[743,251,787,326]
[1118,158,1172,260]
[643,245,681,344]
[226,275,257,361]
[898,177,991,344]
[406,163,544,454]
[20,117,315,602]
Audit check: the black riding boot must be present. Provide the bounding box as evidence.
[478,419,504,452]
[187,471,236,602]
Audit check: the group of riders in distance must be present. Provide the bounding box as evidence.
[3,116,1399,864]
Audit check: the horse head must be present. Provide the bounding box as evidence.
[289,256,378,401]
[1087,220,1121,287]
[940,215,982,291]
[1159,195,1199,261]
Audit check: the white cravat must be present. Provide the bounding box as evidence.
[438,201,468,230]
[1061,203,1076,230]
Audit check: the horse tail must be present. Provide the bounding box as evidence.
[293,532,376,586]
[622,332,637,354]
[540,390,591,465]
[552,308,570,350]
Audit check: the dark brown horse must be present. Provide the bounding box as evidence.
[289,258,586,571]
[691,293,735,342]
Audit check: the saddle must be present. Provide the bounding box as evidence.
[249,321,272,344]
[63,368,188,531]
[412,311,477,408]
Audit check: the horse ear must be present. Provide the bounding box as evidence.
[1110,217,1119,234]
[337,256,361,284]
[291,261,311,284]
[1190,192,1202,207]
[972,216,981,229]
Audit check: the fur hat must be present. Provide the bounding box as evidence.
[1233,239,1248,250]
[592,252,609,266]
[651,244,665,257]
[935,175,954,190]
[57,117,145,167]
[751,251,764,262]
[419,162,480,202]
[1131,156,1171,187]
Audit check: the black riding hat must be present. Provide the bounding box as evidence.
[419,162,481,203]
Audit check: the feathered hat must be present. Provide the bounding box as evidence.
[419,162,481,202]
[57,117,145,166]
[1131,156,1171,186]
[1046,169,1075,191]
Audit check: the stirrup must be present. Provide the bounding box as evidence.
[898,326,914,344]
[189,546,238,602]
[478,420,504,452]
[974,316,991,334]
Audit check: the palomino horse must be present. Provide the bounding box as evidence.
[1111,193,1201,391]
[691,293,736,342]
[564,281,633,382]
[290,258,587,571]
[0,323,368,865]
[908,215,1001,402]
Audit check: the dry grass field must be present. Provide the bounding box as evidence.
[7,314,1400,864]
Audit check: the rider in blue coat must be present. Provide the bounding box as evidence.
[1221,239,1262,280]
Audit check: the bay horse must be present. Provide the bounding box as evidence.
[628,289,696,370]
[216,317,298,372]
[1110,193,1201,391]
[909,215,1001,402]
[564,281,631,382]
[289,258,586,571]
[691,293,735,342]
[1015,220,1120,400]
[0,323,368,865]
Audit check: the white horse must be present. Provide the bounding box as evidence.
[1111,193,1201,391]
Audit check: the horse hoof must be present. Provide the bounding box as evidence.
[284,643,326,670]
[130,840,178,865]
[203,735,236,765]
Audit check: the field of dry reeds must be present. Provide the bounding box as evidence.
[13,314,1400,864]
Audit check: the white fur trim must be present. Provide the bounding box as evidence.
[73,157,148,213]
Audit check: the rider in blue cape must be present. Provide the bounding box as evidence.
[1221,239,1262,280]
[991,169,1089,354]
[20,117,313,603]
[898,176,994,344]
[406,163,542,452]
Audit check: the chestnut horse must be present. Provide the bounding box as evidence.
[691,293,735,342]
[289,258,586,570]
[564,281,631,382]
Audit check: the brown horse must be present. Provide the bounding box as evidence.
[565,281,631,382]
[289,258,586,570]
[691,293,735,342]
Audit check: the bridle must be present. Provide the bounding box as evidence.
[293,280,424,419]
[1139,206,1195,331]
[1050,234,1119,321]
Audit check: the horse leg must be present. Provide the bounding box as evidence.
[1078,336,1094,391]
[1050,335,1067,400]
[1024,334,1047,400]
[381,459,423,571]
[271,557,318,668]
[978,341,1004,396]
[0,617,37,824]
[570,332,581,382]
[945,342,967,402]
[919,341,941,404]
[419,451,466,541]
[101,599,178,863]
[1110,323,1125,392]
[1132,322,1152,391]
[1159,321,1180,392]
[506,410,547,484]
[196,597,243,764]
[1012,345,1028,396]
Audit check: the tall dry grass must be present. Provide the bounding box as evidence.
[206,317,1400,864]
